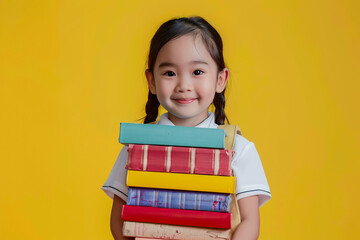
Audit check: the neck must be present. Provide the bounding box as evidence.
[167,112,209,127]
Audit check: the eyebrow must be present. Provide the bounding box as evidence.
[158,60,208,68]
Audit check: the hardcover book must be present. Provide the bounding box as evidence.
[123,221,231,240]
[121,205,231,229]
[126,170,236,194]
[119,123,226,149]
[135,238,160,240]
[127,187,231,212]
[127,144,234,176]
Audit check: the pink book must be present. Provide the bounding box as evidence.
[135,238,160,240]
[127,144,234,176]
[121,205,231,229]
[123,221,231,240]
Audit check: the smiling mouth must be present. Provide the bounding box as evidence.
[173,98,197,104]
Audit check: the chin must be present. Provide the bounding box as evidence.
[171,111,207,120]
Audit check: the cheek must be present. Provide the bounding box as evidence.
[155,81,172,98]
[195,80,217,97]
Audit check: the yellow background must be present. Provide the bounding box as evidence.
[0,0,359,239]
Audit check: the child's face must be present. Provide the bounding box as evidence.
[146,34,228,127]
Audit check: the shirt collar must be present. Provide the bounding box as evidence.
[157,112,218,129]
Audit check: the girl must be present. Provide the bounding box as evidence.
[102,16,271,240]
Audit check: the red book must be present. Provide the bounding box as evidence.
[121,205,231,229]
[127,144,234,176]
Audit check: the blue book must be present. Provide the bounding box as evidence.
[119,123,225,149]
[127,187,231,212]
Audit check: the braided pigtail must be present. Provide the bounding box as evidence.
[144,90,160,123]
[213,91,229,125]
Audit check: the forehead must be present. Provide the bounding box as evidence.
[154,34,215,67]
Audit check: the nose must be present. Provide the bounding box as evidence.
[175,74,193,93]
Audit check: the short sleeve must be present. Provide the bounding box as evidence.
[101,146,129,202]
[232,135,271,207]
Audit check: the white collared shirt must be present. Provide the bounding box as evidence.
[102,112,271,207]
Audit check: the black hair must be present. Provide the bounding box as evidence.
[144,16,229,125]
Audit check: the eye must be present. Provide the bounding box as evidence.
[193,70,204,76]
[164,71,176,77]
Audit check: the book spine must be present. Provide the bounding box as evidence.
[123,221,231,240]
[135,238,161,240]
[126,144,234,176]
[121,205,231,229]
[126,170,236,194]
[127,187,231,212]
[119,123,225,149]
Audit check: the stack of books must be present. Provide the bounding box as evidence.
[119,123,238,240]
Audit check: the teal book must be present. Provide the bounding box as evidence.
[119,123,226,149]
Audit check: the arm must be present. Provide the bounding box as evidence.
[110,195,134,240]
[232,195,260,240]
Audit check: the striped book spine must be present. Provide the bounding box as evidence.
[127,144,234,176]
[127,187,231,212]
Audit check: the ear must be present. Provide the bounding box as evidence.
[216,68,229,93]
[145,70,157,94]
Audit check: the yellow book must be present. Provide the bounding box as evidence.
[126,170,235,194]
